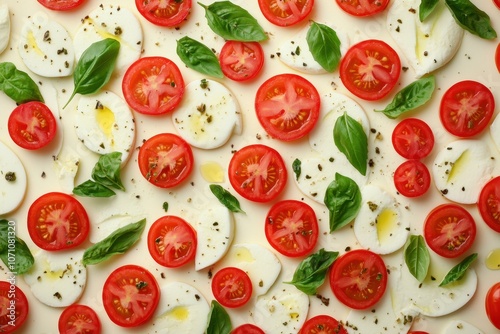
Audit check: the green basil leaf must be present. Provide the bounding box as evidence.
[209,184,245,213]
[163,202,169,212]
[73,180,116,197]
[198,1,267,42]
[439,253,477,286]
[0,220,34,275]
[64,38,120,108]
[404,235,430,283]
[419,0,439,21]
[0,62,44,104]
[445,0,497,39]
[375,76,436,119]
[292,158,301,181]
[306,22,341,72]
[83,218,146,265]
[206,300,232,334]
[91,152,125,191]
[333,113,368,176]
[324,173,362,232]
[176,36,224,78]
[285,249,338,295]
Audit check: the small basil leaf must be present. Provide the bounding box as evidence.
[324,173,362,232]
[73,180,116,197]
[0,220,34,275]
[333,113,368,176]
[404,235,430,283]
[306,22,341,72]
[91,152,125,191]
[445,0,497,40]
[163,202,169,212]
[83,218,146,265]
[210,184,245,213]
[198,1,267,42]
[292,158,301,181]
[176,37,224,78]
[206,300,232,334]
[285,249,338,295]
[419,0,439,21]
[0,62,44,104]
[375,76,436,119]
[439,253,478,286]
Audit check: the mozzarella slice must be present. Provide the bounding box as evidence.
[73,4,142,73]
[443,320,484,334]
[172,79,242,149]
[387,0,464,78]
[17,12,75,77]
[24,250,87,307]
[432,140,493,204]
[89,214,146,243]
[53,147,80,193]
[74,90,135,163]
[0,4,10,54]
[0,141,27,215]
[489,113,500,153]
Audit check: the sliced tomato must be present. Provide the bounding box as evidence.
[58,304,101,334]
[495,43,500,73]
[103,265,160,327]
[27,192,90,251]
[147,215,197,268]
[495,0,500,10]
[439,80,495,137]
[228,144,287,202]
[340,39,401,101]
[258,0,314,27]
[265,200,318,257]
[219,41,264,82]
[486,282,500,330]
[391,118,434,159]
[424,204,476,258]
[211,267,252,308]
[37,0,86,11]
[0,281,29,333]
[231,324,265,334]
[8,101,57,150]
[135,0,192,27]
[336,0,389,17]
[393,160,431,198]
[255,73,320,141]
[138,133,194,188]
[478,176,500,233]
[299,315,348,334]
[329,249,387,310]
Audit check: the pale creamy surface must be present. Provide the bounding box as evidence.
[0,0,499,333]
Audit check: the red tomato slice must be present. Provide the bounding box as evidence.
[393,160,431,198]
[255,73,320,141]
[147,215,197,268]
[265,200,319,257]
[8,101,57,150]
[58,304,101,334]
[37,0,86,11]
[102,265,160,327]
[122,57,185,115]
[336,0,389,17]
[231,324,265,334]
[495,43,500,73]
[299,315,348,334]
[228,144,287,202]
[219,41,264,82]
[27,192,90,251]
[391,118,434,159]
[329,249,387,310]
[340,39,401,101]
[135,0,192,27]
[258,0,314,27]
[486,282,500,329]
[211,267,252,308]
[424,204,476,258]
[0,281,29,333]
[495,0,500,9]
[138,133,194,188]
[478,176,500,233]
[439,80,495,137]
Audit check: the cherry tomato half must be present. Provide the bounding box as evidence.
[478,176,500,233]
[58,304,101,334]
[258,0,314,27]
[496,43,500,73]
[392,118,434,159]
[37,0,86,11]
[336,0,389,17]
[255,73,321,141]
[340,39,401,101]
[27,192,90,251]
[0,281,29,333]
[135,0,192,27]
[219,41,264,82]
[440,80,495,138]
[231,324,265,334]
[494,0,500,10]
[424,204,476,258]
[393,160,431,198]
[211,267,253,308]
[486,282,500,330]
[299,315,348,334]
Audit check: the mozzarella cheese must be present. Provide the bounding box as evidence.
[0,140,27,215]
[52,147,80,193]
[443,320,484,334]
[0,4,10,54]
[489,113,500,153]
[89,214,146,243]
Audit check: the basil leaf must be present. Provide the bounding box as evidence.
[206,300,232,334]
[209,184,245,214]
[64,38,120,108]
[198,1,267,42]
[445,0,497,39]
[333,113,368,176]
[73,180,116,197]
[419,0,439,21]
[439,253,477,286]
[0,62,44,104]
[306,22,341,72]
[83,218,146,265]
[292,158,301,181]
[91,152,125,191]
[163,202,169,212]
[324,173,362,232]
[176,36,224,78]
[285,249,338,295]
[375,76,436,119]
[404,235,430,283]
[0,220,34,275]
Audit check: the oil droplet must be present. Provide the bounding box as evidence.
[200,161,224,183]
[234,247,255,263]
[169,306,189,320]
[447,150,469,182]
[95,105,115,138]
[486,249,500,270]
[376,209,398,244]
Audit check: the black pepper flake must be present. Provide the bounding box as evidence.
[5,172,16,182]
[136,281,148,290]
[53,292,62,300]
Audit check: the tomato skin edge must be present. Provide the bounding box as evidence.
[486,282,500,329]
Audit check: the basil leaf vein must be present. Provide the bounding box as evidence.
[0,62,44,104]
[306,22,341,72]
[445,0,497,39]
[419,0,439,21]
[209,184,245,213]
[333,113,368,176]
[73,180,116,197]
[324,173,362,232]
[176,36,223,78]
[439,253,477,286]
[91,152,125,191]
[0,220,34,275]
[404,235,430,283]
[206,300,232,334]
